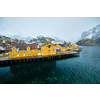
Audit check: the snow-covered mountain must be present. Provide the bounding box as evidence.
[47,35,63,42]
[37,35,44,39]
[6,35,33,42]
[81,24,100,43]
[1,34,64,43]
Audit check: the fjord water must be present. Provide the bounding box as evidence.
[0,46,100,84]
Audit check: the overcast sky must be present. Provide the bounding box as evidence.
[0,17,100,42]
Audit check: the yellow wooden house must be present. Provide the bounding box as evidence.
[39,42,56,56]
[64,44,69,50]
[64,44,74,50]
[64,44,78,50]
[10,42,56,59]
[9,46,41,59]
[56,44,66,51]
[68,45,73,50]
[72,44,78,49]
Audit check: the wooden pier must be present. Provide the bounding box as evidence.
[0,51,80,66]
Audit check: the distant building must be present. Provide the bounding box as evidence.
[0,46,5,50]
[3,40,5,43]
[5,46,11,51]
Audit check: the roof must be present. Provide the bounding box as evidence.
[13,43,37,50]
[64,44,69,46]
[39,42,51,47]
[52,44,56,46]
[39,43,47,47]
[6,47,11,48]
[58,44,65,47]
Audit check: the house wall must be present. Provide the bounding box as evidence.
[65,47,69,50]
[41,43,56,56]
[69,46,73,49]
[31,49,41,57]
[62,47,65,51]
[56,44,62,49]
[56,44,65,51]
[10,47,41,59]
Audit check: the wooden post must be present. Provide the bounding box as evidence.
[1,61,3,65]
[19,59,21,62]
[10,60,12,63]
[27,59,28,62]
[6,61,8,64]
[34,58,35,61]
[23,59,25,62]
[15,60,17,63]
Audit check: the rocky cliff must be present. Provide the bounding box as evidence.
[76,38,100,46]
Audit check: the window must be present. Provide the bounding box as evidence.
[42,49,43,51]
[48,45,51,48]
[48,49,50,51]
[24,50,25,53]
[33,50,34,52]
[17,51,19,53]
[53,48,54,51]
[52,46,54,47]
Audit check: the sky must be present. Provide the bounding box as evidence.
[0,17,100,42]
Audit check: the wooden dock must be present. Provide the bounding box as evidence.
[0,51,80,66]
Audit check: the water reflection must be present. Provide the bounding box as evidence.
[1,60,57,84]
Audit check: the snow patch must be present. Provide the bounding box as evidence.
[85,33,92,39]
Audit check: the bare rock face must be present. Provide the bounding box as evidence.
[76,38,100,46]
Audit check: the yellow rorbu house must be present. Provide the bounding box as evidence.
[56,44,78,51]
[9,42,56,59]
[56,44,66,51]
[10,43,39,59]
[72,44,78,49]
[39,42,56,56]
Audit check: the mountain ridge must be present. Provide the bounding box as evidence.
[81,24,100,43]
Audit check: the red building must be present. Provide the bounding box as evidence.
[5,47,11,51]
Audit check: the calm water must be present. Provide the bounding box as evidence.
[0,46,100,84]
